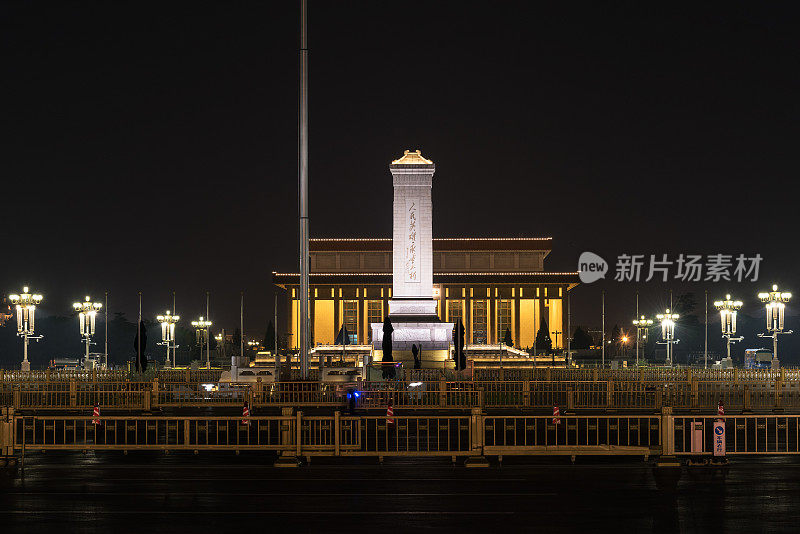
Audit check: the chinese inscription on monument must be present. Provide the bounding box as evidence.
[405,200,418,282]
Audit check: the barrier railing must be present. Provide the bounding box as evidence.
[6,378,800,411]
[13,415,289,450]
[483,414,661,457]
[8,409,800,460]
[673,414,800,455]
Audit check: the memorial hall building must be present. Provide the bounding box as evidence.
[272,237,579,352]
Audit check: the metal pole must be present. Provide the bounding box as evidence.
[298,0,310,379]
[23,330,28,369]
[533,293,537,361]
[274,293,279,377]
[635,291,639,367]
[601,291,605,367]
[172,292,176,368]
[240,291,245,367]
[669,290,673,367]
[206,291,211,368]
[137,291,142,371]
[704,290,708,369]
[774,333,778,362]
[104,291,108,369]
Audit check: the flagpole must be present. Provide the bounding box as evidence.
[601,291,605,368]
[240,291,244,369]
[704,290,708,369]
[172,291,176,368]
[104,291,108,370]
[137,291,142,373]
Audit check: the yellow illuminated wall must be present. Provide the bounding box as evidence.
[548,299,563,348]
[314,300,334,345]
[519,299,540,349]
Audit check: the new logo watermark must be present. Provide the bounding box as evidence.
[578,252,762,283]
[578,252,608,284]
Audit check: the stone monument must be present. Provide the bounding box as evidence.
[371,150,454,365]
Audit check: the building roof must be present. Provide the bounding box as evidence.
[309,237,553,252]
[391,149,433,165]
[272,271,580,289]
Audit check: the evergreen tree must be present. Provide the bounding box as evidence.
[571,326,592,350]
[503,328,513,347]
[263,320,276,352]
[536,319,553,354]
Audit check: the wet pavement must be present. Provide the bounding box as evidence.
[2,454,800,533]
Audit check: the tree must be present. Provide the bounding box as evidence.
[611,324,621,344]
[673,293,697,316]
[536,319,553,354]
[263,321,276,352]
[503,328,513,347]
[232,328,241,350]
[571,326,592,350]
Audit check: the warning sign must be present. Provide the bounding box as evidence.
[713,421,726,456]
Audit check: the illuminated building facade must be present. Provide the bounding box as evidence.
[273,237,579,351]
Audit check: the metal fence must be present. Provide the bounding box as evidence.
[7,408,800,460]
[673,414,800,455]
[6,378,800,412]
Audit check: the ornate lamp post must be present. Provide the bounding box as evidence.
[191,316,212,368]
[157,310,180,368]
[72,296,103,367]
[8,286,43,371]
[632,315,653,367]
[758,285,792,361]
[656,309,679,366]
[713,294,743,361]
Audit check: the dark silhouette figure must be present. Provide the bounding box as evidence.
[381,317,395,379]
[412,344,421,369]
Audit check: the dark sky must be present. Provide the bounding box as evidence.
[3,1,800,358]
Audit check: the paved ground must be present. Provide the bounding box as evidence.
[3,454,800,533]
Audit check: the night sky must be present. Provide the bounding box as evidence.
[3,1,799,362]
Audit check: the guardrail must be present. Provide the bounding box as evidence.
[5,407,800,460]
[6,378,800,412]
[673,414,800,455]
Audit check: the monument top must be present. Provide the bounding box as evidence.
[391,149,433,165]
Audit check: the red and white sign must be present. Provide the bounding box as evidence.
[92,404,101,426]
[242,403,250,425]
[718,401,724,419]
[387,401,395,425]
[552,405,561,425]
[713,421,726,456]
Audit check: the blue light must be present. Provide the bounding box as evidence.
[347,393,352,399]
[354,391,361,398]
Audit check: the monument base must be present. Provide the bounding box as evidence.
[20,361,30,372]
[371,318,454,352]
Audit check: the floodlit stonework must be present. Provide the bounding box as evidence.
[371,150,453,353]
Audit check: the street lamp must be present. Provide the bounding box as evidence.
[632,315,653,367]
[758,284,792,362]
[8,286,43,371]
[191,316,212,369]
[214,330,229,362]
[157,310,180,368]
[72,296,103,367]
[713,294,743,361]
[656,309,679,366]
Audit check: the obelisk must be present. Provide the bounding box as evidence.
[388,150,437,317]
[371,150,453,359]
